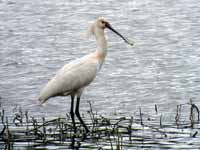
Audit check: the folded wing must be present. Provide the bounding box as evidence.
[39,55,99,104]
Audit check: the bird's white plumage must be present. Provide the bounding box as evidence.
[38,17,133,133]
[38,17,113,106]
[39,52,101,103]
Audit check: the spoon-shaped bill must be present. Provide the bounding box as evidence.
[105,22,134,46]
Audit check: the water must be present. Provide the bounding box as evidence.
[0,0,200,121]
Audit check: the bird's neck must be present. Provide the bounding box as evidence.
[95,30,107,59]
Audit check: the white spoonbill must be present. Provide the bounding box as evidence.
[39,17,133,133]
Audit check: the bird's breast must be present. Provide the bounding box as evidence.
[90,51,106,66]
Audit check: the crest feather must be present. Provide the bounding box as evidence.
[85,23,95,39]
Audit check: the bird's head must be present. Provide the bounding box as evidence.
[87,17,134,46]
[96,17,108,29]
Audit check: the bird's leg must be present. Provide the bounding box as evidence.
[70,95,76,132]
[75,97,90,133]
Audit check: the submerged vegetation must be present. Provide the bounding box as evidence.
[0,100,200,150]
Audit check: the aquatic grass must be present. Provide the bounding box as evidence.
[0,100,200,149]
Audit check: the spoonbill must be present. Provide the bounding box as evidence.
[39,17,133,133]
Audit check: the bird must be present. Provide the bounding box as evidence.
[38,17,133,133]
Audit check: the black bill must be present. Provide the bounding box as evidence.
[105,22,134,46]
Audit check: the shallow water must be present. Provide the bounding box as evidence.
[0,103,200,150]
[0,0,200,122]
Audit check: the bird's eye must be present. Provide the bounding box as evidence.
[101,21,105,24]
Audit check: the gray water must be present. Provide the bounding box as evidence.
[0,0,200,120]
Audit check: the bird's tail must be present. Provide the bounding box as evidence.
[38,84,53,105]
[38,91,50,105]
[38,96,47,105]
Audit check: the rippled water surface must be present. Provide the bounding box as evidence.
[0,0,200,120]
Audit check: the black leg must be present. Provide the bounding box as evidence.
[75,97,90,133]
[70,95,76,132]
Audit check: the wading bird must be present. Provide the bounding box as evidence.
[39,17,133,133]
